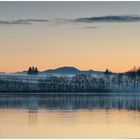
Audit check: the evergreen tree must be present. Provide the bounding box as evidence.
[27,67,32,74]
[27,66,38,75]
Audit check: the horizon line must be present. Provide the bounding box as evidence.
[0,65,139,74]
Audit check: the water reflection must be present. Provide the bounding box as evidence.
[0,94,140,111]
[28,110,37,126]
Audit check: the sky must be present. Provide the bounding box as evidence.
[0,1,140,73]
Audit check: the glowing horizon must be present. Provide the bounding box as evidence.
[0,2,140,73]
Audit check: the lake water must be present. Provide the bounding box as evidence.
[0,94,140,138]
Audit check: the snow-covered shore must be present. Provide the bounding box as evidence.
[0,73,140,94]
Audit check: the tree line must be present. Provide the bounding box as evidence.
[1,67,140,92]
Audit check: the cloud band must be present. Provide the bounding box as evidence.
[75,15,140,23]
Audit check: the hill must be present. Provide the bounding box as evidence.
[41,66,104,75]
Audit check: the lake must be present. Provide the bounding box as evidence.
[0,94,140,138]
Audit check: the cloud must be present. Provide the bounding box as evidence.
[0,15,140,26]
[0,19,49,25]
[75,15,140,23]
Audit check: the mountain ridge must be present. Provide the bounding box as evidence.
[14,66,107,75]
[41,66,105,75]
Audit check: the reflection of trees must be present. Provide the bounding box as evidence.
[0,95,140,111]
[28,98,38,111]
[28,109,37,126]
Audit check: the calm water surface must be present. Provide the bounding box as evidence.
[0,94,140,138]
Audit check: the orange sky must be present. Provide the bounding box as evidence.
[0,23,139,73]
[0,4,140,72]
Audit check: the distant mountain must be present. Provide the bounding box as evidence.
[81,70,104,75]
[41,66,104,75]
[42,66,81,75]
[14,66,107,76]
[14,71,27,75]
